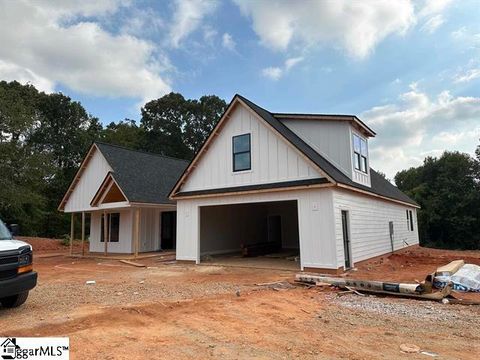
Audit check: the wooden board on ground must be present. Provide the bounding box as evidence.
[120,260,146,268]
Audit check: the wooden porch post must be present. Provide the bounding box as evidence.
[81,212,86,257]
[134,208,140,259]
[103,211,108,256]
[70,213,74,256]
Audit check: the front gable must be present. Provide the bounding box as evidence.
[178,101,325,193]
[60,145,113,212]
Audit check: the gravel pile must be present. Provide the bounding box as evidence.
[329,293,480,323]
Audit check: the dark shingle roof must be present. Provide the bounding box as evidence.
[235,95,418,206]
[95,142,189,205]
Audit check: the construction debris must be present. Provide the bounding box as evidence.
[434,262,480,292]
[120,260,146,267]
[85,280,96,285]
[295,273,453,301]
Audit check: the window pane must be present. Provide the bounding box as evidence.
[361,156,367,172]
[234,152,251,171]
[354,153,360,170]
[353,135,361,152]
[360,139,368,156]
[110,213,120,242]
[233,134,250,153]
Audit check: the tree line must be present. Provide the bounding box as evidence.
[0,80,478,249]
[0,81,226,237]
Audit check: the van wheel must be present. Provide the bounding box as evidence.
[1,291,29,308]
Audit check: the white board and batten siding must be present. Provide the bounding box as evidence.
[181,104,323,193]
[89,208,164,253]
[332,189,419,267]
[176,188,339,270]
[90,209,133,253]
[64,147,112,213]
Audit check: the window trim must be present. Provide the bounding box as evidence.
[232,133,251,172]
[353,133,368,174]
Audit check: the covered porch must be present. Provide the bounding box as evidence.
[68,204,177,257]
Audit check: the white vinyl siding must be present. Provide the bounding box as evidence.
[90,209,133,253]
[181,104,323,192]
[64,147,113,213]
[90,208,167,253]
[176,188,338,270]
[332,189,419,267]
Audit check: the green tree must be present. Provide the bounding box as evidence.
[395,150,480,249]
[101,119,144,149]
[27,93,102,237]
[141,92,226,159]
[0,81,50,234]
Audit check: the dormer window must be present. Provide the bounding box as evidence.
[233,133,251,172]
[353,134,368,173]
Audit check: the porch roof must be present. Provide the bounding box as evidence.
[95,142,189,205]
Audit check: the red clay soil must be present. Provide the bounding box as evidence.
[15,236,86,252]
[0,242,479,359]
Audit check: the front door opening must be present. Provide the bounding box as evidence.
[199,200,300,269]
[161,211,176,250]
[341,210,352,269]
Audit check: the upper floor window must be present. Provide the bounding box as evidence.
[233,133,251,172]
[353,134,368,173]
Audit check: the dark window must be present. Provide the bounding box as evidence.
[110,213,120,242]
[353,134,368,173]
[409,210,414,231]
[100,213,120,242]
[233,133,251,172]
[406,210,409,230]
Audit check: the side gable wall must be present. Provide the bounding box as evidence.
[181,103,323,192]
[64,148,113,213]
[281,119,352,177]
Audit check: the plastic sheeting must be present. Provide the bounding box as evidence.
[434,264,480,292]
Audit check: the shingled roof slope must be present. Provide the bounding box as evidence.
[95,142,189,204]
[236,95,418,206]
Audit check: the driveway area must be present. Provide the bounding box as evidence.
[1,243,479,359]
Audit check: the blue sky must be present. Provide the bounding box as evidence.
[0,0,479,177]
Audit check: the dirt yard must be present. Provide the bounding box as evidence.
[1,241,479,359]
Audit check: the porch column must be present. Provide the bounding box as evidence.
[134,208,140,258]
[81,212,86,257]
[69,213,74,256]
[103,210,108,256]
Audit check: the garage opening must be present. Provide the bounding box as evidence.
[199,200,300,269]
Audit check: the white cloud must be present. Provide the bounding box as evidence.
[420,14,444,34]
[454,68,480,83]
[0,1,171,103]
[284,57,303,71]
[417,0,452,34]
[262,67,283,81]
[234,0,415,59]
[0,60,54,93]
[169,0,219,48]
[418,0,453,17]
[362,84,480,179]
[222,33,236,51]
[262,56,304,81]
